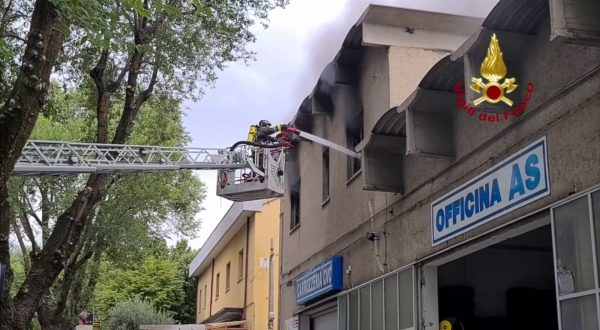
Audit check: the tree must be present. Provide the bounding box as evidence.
[94,241,197,323]
[0,0,287,329]
[106,298,174,330]
[0,1,69,326]
[169,240,197,324]
[7,86,206,329]
[96,256,184,319]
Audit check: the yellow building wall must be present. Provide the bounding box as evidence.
[197,269,212,322]
[196,225,247,322]
[247,199,281,330]
[211,227,247,313]
[246,215,256,328]
[195,199,281,329]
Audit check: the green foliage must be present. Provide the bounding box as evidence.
[31,319,41,330]
[106,298,174,330]
[17,86,205,241]
[170,240,198,323]
[8,86,204,324]
[34,84,95,141]
[95,251,184,321]
[94,240,198,324]
[60,0,289,101]
[2,0,287,327]
[9,252,25,297]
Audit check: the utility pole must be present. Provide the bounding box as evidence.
[268,238,274,330]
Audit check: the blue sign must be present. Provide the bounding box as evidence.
[295,256,343,305]
[432,137,550,246]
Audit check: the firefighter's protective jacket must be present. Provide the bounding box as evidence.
[247,124,287,143]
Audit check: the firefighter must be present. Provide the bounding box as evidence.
[248,120,288,144]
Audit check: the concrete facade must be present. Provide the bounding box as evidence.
[190,199,280,330]
[279,1,600,329]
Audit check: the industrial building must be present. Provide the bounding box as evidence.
[189,199,281,330]
[279,0,600,329]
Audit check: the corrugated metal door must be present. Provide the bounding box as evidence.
[311,310,337,330]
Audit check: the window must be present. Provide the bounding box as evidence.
[338,268,414,330]
[290,185,300,230]
[238,249,244,281]
[215,273,220,300]
[346,109,363,179]
[552,190,600,330]
[322,148,330,203]
[359,286,370,329]
[203,284,207,309]
[198,289,202,311]
[226,262,231,292]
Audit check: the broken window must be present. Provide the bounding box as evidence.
[323,148,330,202]
[346,109,364,179]
[290,183,301,230]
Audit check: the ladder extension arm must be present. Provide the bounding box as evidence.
[12,140,250,176]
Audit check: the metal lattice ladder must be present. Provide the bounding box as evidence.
[11,140,286,202]
[12,140,250,176]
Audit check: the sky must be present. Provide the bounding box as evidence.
[183,0,499,249]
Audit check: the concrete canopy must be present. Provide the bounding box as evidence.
[188,201,263,278]
[362,0,553,193]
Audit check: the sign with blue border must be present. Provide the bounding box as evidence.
[295,256,343,305]
[432,137,550,246]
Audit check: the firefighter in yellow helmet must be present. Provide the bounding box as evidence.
[247,120,288,144]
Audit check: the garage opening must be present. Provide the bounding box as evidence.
[437,225,558,330]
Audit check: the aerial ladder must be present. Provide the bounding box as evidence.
[10,128,361,202]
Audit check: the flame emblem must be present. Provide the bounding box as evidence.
[470,34,517,106]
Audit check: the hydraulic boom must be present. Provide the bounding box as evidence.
[9,128,360,202]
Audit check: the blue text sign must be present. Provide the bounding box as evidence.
[432,137,549,246]
[295,256,343,305]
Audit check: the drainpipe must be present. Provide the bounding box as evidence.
[243,216,250,320]
[268,238,274,329]
[209,258,215,317]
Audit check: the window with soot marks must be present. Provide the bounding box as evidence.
[290,182,300,231]
[323,148,330,202]
[346,109,363,179]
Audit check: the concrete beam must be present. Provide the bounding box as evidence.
[362,23,471,51]
[451,27,537,61]
[334,61,360,85]
[398,88,456,114]
[361,134,405,193]
[406,98,455,158]
[549,0,600,46]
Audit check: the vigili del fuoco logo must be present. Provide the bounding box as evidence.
[454,33,534,123]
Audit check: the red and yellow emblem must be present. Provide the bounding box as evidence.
[470,33,517,106]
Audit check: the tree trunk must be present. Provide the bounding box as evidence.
[9,215,30,271]
[77,250,103,314]
[39,244,103,330]
[0,1,66,327]
[8,174,109,330]
[0,0,65,184]
[2,10,159,329]
[0,182,16,329]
